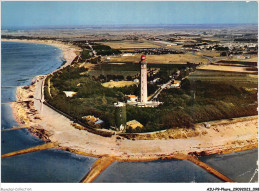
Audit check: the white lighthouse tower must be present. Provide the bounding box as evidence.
[140,54,147,103]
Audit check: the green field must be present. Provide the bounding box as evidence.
[88,62,186,78]
[188,70,258,88]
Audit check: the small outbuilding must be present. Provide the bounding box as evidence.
[63,91,77,97]
[125,95,138,102]
[82,115,104,128]
[126,120,143,132]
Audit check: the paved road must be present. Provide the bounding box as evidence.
[149,79,173,101]
[34,76,46,112]
[86,41,97,57]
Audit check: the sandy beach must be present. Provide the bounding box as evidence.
[6,39,258,162]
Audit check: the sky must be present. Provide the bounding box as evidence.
[1,1,258,28]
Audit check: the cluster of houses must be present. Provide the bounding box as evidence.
[180,41,258,59]
[82,113,143,133]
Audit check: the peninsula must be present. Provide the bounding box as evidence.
[3,34,258,161]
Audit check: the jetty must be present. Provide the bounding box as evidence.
[1,125,31,132]
[187,155,234,182]
[80,156,115,183]
[1,142,56,158]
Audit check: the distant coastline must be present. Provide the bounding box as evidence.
[2,23,258,31]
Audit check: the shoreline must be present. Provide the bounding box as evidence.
[4,38,79,141]
[4,38,258,162]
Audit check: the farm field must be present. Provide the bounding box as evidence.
[188,70,258,88]
[244,56,258,62]
[87,62,183,78]
[87,63,140,77]
[167,45,183,51]
[196,50,221,57]
[219,55,258,63]
[197,64,257,74]
[101,41,161,49]
[88,70,139,78]
[105,53,209,64]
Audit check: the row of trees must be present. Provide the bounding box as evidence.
[92,44,121,56]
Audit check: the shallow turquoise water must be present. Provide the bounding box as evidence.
[1,104,19,130]
[1,103,45,155]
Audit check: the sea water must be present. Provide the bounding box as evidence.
[93,159,222,183]
[1,149,96,183]
[1,41,63,154]
[1,41,63,87]
[199,149,258,183]
[93,150,258,183]
[1,41,96,183]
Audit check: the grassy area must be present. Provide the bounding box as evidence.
[45,66,119,128]
[125,79,257,133]
[102,81,138,88]
[146,54,209,64]
[81,49,92,60]
[168,45,184,51]
[88,70,139,79]
[88,62,186,79]
[92,44,121,56]
[188,70,258,88]
[244,56,258,62]
[45,64,257,133]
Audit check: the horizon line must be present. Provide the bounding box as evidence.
[2,23,258,30]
